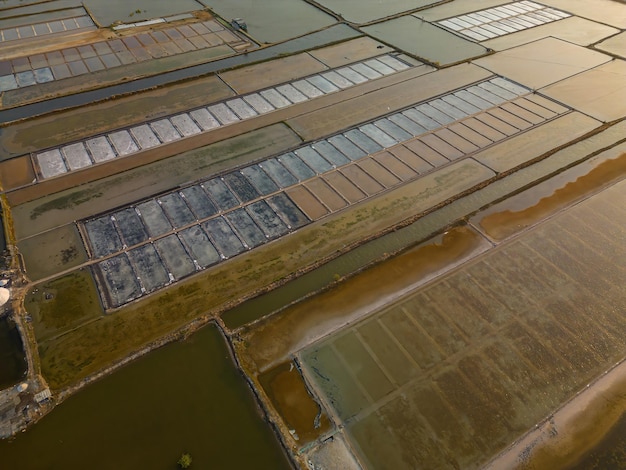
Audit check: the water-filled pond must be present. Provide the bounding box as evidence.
[0,316,27,389]
[0,323,291,470]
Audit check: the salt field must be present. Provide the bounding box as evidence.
[1,0,625,467]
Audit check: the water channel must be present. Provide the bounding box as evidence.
[0,323,290,469]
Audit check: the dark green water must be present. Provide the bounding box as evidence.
[0,323,291,470]
[0,316,27,389]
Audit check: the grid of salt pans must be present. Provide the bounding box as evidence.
[0,14,95,43]
[86,76,535,260]
[437,1,570,41]
[34,54,413,180]
[90,191,309,308]
[83,76,557,308]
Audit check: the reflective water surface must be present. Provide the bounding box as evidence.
[0,323,290,470]
[0,317,27,389]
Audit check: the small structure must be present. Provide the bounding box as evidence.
[34,389,51,404]
[231,18,247,31]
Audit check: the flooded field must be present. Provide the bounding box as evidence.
[314,0,439,24]
[299,179,626,469]
[83,0,202,27]
[195,0,337,44]
[363,15,489,66]
[0,323,290,469]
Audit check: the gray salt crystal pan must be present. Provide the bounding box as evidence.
[86,136,116,162]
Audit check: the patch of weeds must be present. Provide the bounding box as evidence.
[30,190,103,220]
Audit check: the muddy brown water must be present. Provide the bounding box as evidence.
[567,413,626,469]
[222,217,483,330]
[259,361,332,445]
[0,323,291,470]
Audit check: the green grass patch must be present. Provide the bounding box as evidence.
[18,224,88,281]
[26,269,102,343]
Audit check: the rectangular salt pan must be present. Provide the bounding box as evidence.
[402,108,440,130]
[178,226,220,268]
[97,254,141,308]
[86,136,116,162]
[321,71,353,89]
[246,200,288,239]
[243,93,275,114]
[224,209,267,248]
[114,208,148,247]
[387,113,428,136]
[203,178,240,210]
[37,149,67,178]
[222,172,260,203]
[291,80,324,98]
[312,140,350,166]
[266,193,310,229]
[150,119,181,142]
[208,103,240,124]
[327,135,367,161]
[154,235,196,280]
[61,143,92,170]
[189,108,221,130]
[226,98,258,119]
[415,103,455,125]
[278,153,315,181]
[84,216,123,258]
[349,63,382,80]
[275,84,307,103]
[376,55,409,72]
[202,217,245,258]
[343,129,383,154]
[109,130,139,156]
[131,125,160,149]
[440,95,482,115]
[180,185,218,219]
[170,114,202,136]
[364,59,395,76]
[305,75,338,94]
[127,244,169,292]
[359,123,398,148]
[336,67,368,84]
[295,146,333,173]
[158,192,196,227]
[259,159,298,188]
[136,200,172,237]
[373,119,412,142]
[260,89,292,108]
[240,165,279,195]
[429,99,468,120]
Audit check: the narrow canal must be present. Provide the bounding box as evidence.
[0,323,291,469]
